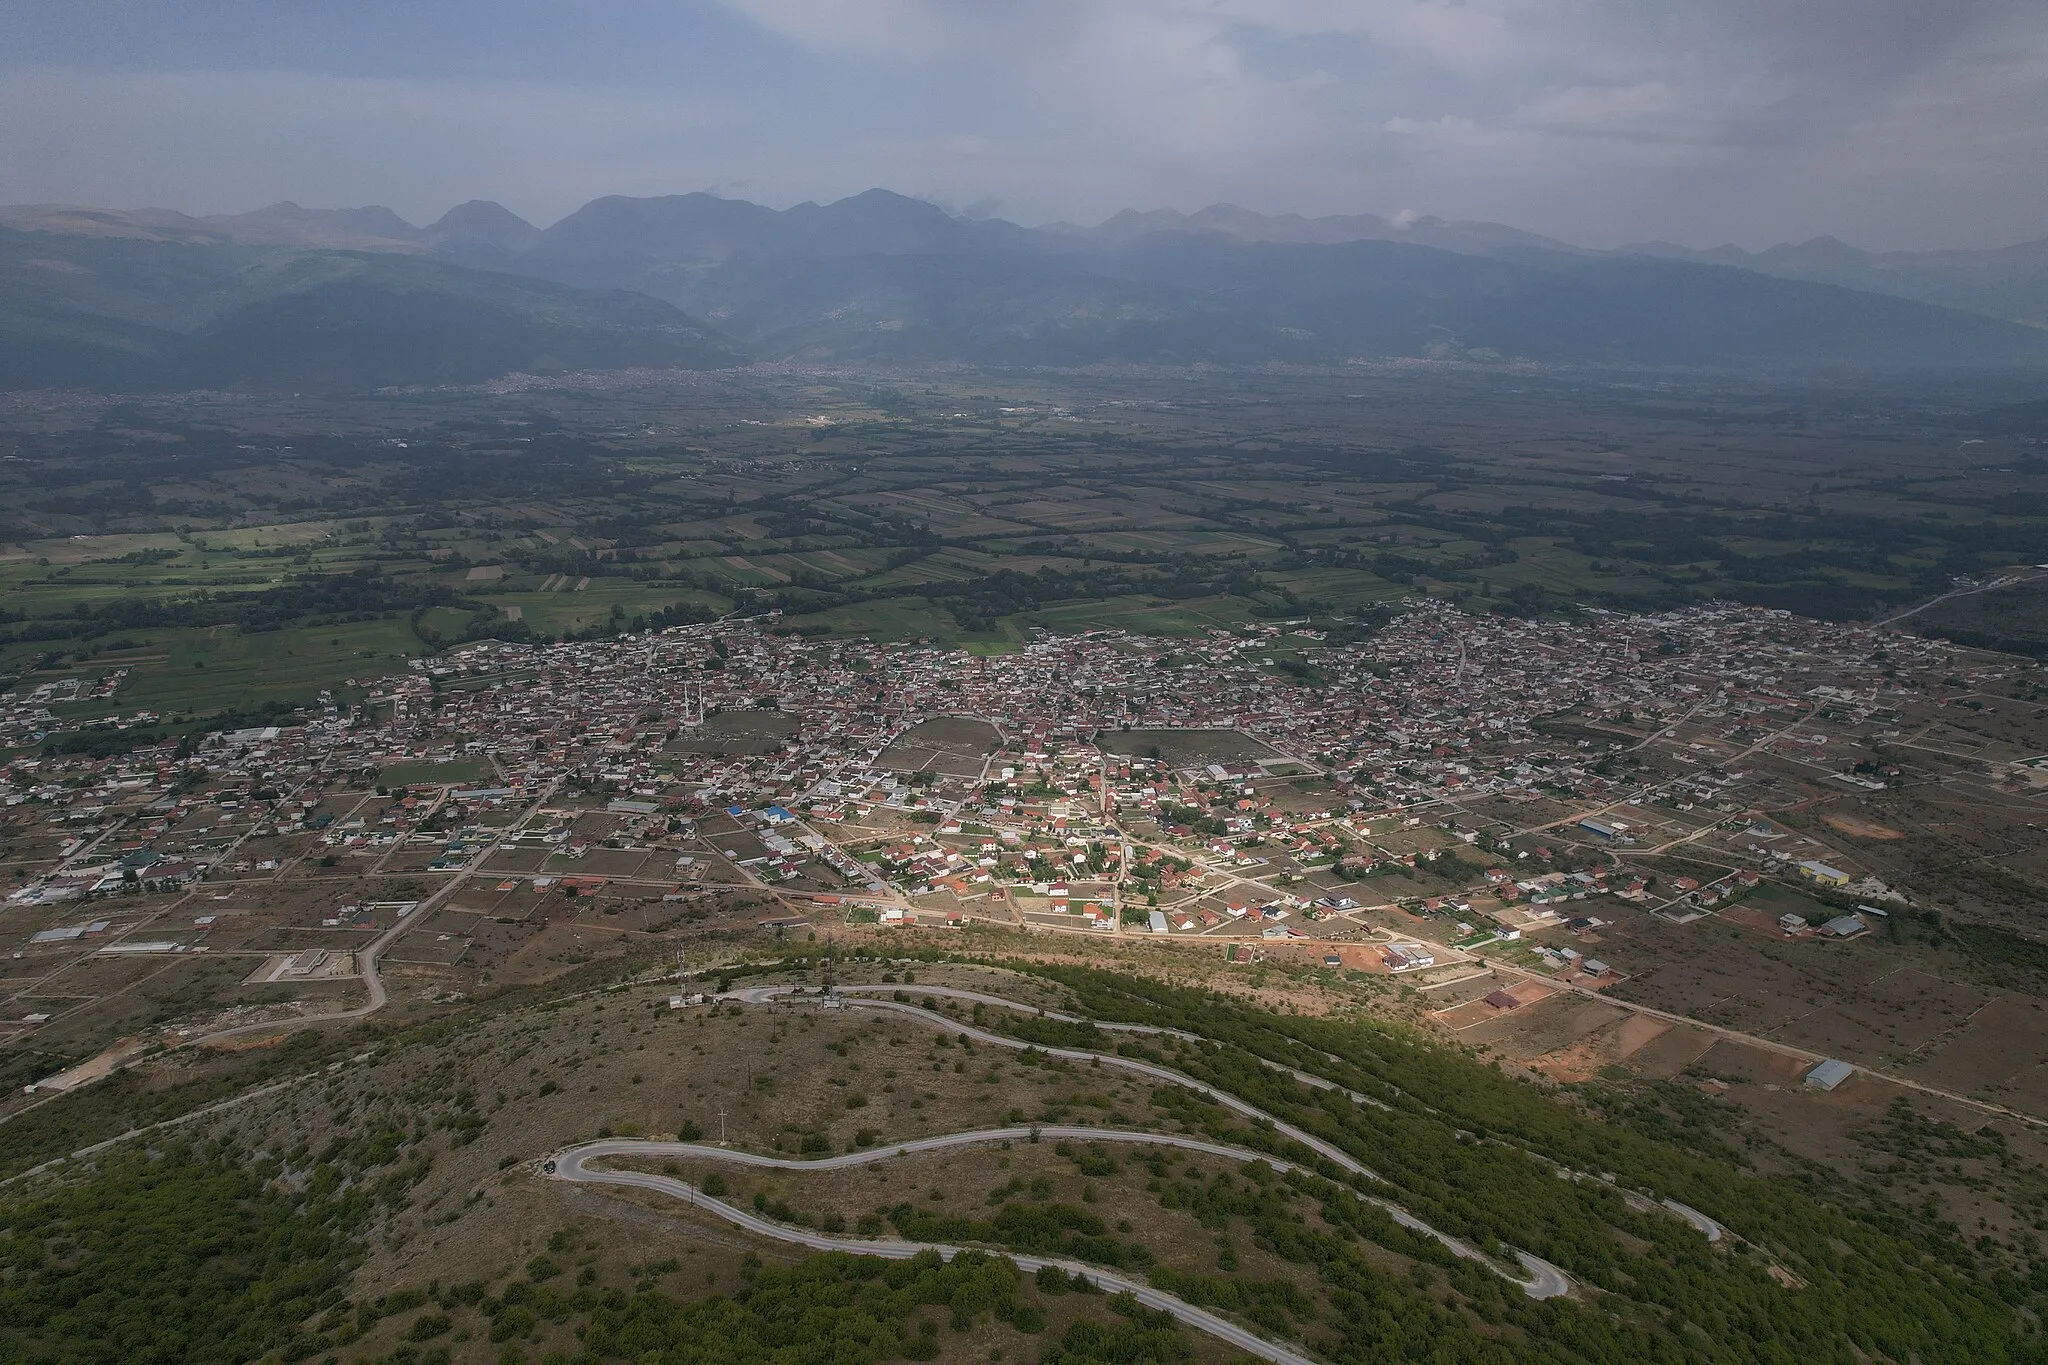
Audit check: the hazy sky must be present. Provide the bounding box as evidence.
[2,0,2044,250]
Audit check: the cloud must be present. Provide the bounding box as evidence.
[712,0,970,61]
[695,0,2048,246]
[0,68,748,224]
[0,0,2041,248]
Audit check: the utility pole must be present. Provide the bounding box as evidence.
[717,1105,729,1146]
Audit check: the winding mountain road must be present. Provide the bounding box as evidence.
[1662,1198,1725,1242]
[723,985,1572,1299]
[840,982,1203,1041]
[566,1124,1312,1179]
[830,982,1395,1109]
[551,1133,1323,1365]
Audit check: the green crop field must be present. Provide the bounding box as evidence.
[34,618,421,721]
[1,365,2044,731]
[378,757,492,787]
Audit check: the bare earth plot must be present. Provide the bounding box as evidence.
[878,716,1004,774]
[1096,727,1284,768]
[668,709,801,755]
[1897,992,2048,1112]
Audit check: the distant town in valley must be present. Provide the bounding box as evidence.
[6,363,2048,1363]
[9,0,2048,1349]
[10,592,2033,1076]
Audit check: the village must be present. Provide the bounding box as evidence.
[3,597,2041,1102]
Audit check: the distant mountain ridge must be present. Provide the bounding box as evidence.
[0,224,742,391]
[1056,203,1582,258]
[3,188,2047,387]
[0,194,1582,262]
[201,201,421,248]
[1619,234,2048,329]
[0,202,425,252]
[15,192,2047,329]
[420,199,544,268]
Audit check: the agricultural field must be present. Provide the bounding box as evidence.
[378,757,493,788]
[7,368,2048,1360]
[1912,578,2048,657]
[5,365,2047,741]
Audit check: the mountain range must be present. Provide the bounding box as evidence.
[3,191,2046,390]
[0,218,739,390]
[1622,235,2048,331]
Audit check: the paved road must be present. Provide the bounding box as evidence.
[564,1125,1307,1178]
[728,986,1571,1300]
[729,975,1698,1256]
[1876,571,2041,627]
[182,778,562,1047]
[833,983,1395,1110]
[1662,1199,1725,1242]
[12,766,331,1032]
[738,985,1393,1181]
[831,983,1204,1041]
[1483,963,2048,1133]
[552,1139,1320,1365]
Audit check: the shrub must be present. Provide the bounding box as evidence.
[408,1313,453,1341]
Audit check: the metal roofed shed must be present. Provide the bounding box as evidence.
[1796,860,1850,886]
[1804,1058,1854,1091]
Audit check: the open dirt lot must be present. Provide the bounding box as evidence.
[667,709,800,755]
[878,716,1004,775]
[1095,727,1284,768]
[1895,991,2048,1113]
[1578,911,2014,1078]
